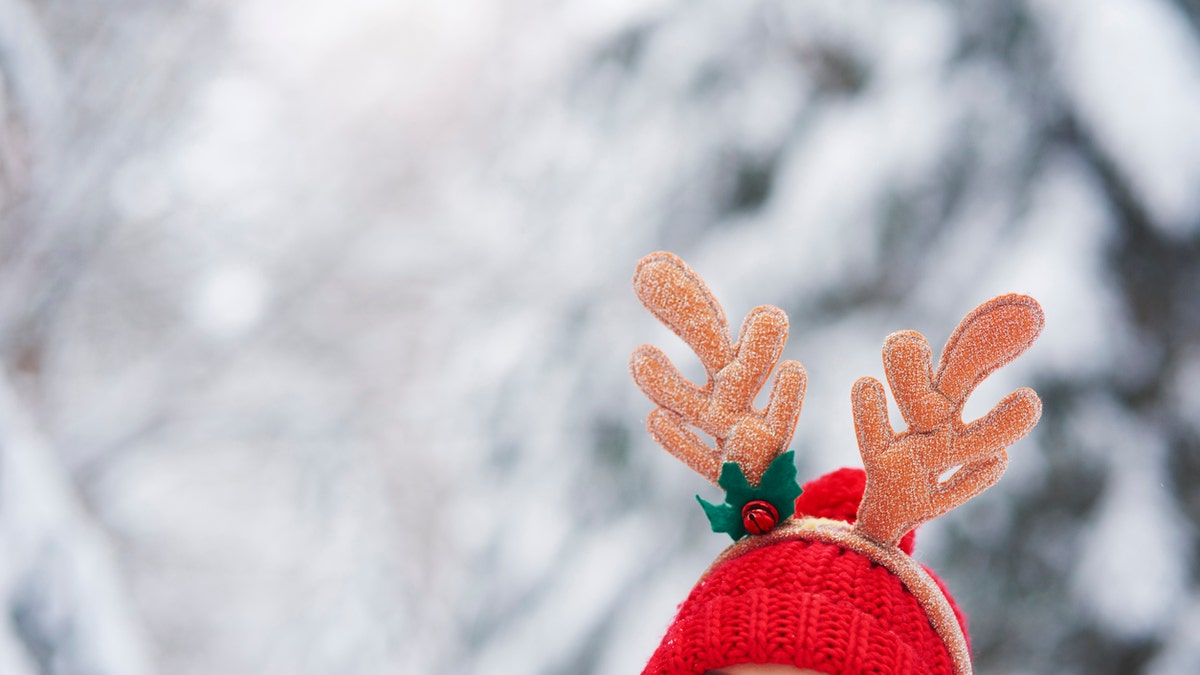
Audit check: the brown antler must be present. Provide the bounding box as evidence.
[852,294,1044,546]
[630,252,807,486]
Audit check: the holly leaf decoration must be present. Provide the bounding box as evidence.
[695,451,803,541]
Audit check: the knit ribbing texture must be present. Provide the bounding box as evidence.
[642,537,960,675]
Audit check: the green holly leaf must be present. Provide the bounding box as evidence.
[716,460,753,503]
[696,496,743,539]
[759,451,802,521]
[695,451,803,541]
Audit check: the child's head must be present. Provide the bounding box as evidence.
[629,252,1043,675]
[642,469,967,674]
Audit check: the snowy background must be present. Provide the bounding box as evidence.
[1,0,1199,674]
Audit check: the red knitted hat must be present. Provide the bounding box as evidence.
[629,252,1044,675]
[642,469,965,674]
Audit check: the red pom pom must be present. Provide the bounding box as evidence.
[794,467,917,554]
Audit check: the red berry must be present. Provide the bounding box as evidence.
[741,500,779,535]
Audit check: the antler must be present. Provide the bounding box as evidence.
[852,294,1044,546]
[630,252,807,486]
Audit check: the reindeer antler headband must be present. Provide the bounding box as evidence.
[631,251,1044,675]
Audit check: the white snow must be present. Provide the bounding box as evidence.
[1071,398,1188,639]
[1035,0,1200,237]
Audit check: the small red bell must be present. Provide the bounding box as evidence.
[741,500,779,535]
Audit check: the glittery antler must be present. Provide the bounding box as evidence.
[630,252,807,486]
[851,294,1044,546]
